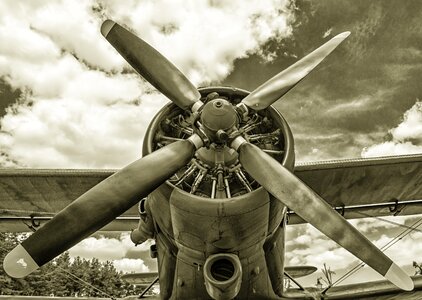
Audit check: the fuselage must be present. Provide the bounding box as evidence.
[135,87,295,299]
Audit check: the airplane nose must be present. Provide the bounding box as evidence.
[200,99,238,142]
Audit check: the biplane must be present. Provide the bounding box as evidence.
[2,19,422,299]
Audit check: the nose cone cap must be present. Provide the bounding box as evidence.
[201,99,238,132]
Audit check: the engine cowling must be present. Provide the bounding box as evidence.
[140,86,295,298]
[143,86,295,199]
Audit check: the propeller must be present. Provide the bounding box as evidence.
[231,136,414,291]
[4,19,207,279]
[241,32,350,110]
[3,18,413,293]
[101,20,201,110]
[3,136,202,278]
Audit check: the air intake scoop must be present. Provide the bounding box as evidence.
[203,253,242,300]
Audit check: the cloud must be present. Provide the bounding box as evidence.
[69,233,153,260]
[69,235,127,260]
[286,224,354,270]
[113,258,149,273]
[68,233,154,273]
[363,141,422,157]
[375,230,422,266]
[390,101,422,142]
[287,216,418,268]
[99,0,294,84]
[242,0,422,163]
[362,100,422,157]
[0,0,295,168]
[29,1,125,72]
[288,215,422,287]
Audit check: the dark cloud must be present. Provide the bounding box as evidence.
[223,0,422,161]
[0,79,20,117]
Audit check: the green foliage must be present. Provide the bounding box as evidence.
[321,263,335,286]
[316,263,336,288]
[0,232,146,297]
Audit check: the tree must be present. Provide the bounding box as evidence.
[0,232,25,295]
[0,232,151,297]
[316,263,336,288]
[321,263,335,287]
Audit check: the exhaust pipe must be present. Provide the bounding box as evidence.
[130,198,154,245]
[203,253,242,300]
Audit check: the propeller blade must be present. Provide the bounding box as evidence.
[101,20,201,110]
[4,137,201,278]
[242,32,350,110]
[234,139,413,291]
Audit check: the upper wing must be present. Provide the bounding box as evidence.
[1,153,422,230]
[0,169,138,232]
[290,154,422,224]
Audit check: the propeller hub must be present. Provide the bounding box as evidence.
[200,99,238,141]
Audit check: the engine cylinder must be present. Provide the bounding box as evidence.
[203,253,242,300]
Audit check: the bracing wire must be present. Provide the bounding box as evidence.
[356,212,422,233]
[326,216,422,290]
[55,264,116,299]
[0,244,115,299]
[332,217,422,287]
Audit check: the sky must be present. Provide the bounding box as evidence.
[0,0,421,291]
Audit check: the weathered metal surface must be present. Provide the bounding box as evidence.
[0,169,115,213]
[295,154,422,207]
[0,216,138,233]
[167,185,279,299]
[0,169,138,232]
[288,199,422,225]
[265,224,286,296]
[170,186,270,254]
[155,232,177,300]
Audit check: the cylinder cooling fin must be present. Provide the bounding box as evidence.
[143,86,294,199]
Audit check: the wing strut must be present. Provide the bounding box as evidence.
[139,276,159,298]
[284,272,306,291]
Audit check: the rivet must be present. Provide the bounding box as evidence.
[177,278,184,287]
